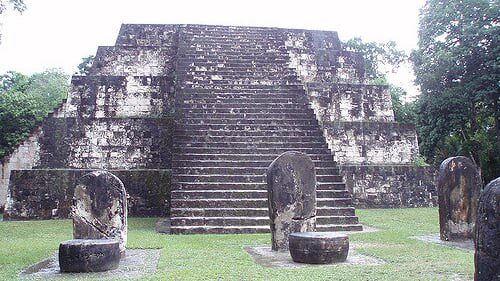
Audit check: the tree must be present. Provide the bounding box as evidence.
[343,37,407,80]
[26,69,70,112]
[412,0,500,182]
[0,69,69,159]
[0,0,26,14]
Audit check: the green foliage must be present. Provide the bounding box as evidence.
[0,69,69,159]
[412,0,500,182]
[0,209,474,280]
[0,0,25,14]
[77,55,95,75]
[343,39,418,124]
[343,37,407,80]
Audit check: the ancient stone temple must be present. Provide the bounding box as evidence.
[1,24,436,233]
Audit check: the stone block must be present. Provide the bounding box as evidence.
[267,151,317,251]
[288,232,349,264]
[438,156,481,241]
[474,177,500,281]
[58,239,120,273]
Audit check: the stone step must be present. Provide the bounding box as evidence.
[178,57,289,65]
[182,112,314,119]
[169,225,270,234]
[172,153,334,161]
[171,189,348,200]
[171,190,267,199]
[181,81,302,89]
[170,198,268,208]
[171,159,338,168]
[316,190,350,198]
[181,98,308,105]
[172,148,332,156]
[180,92,304,99]
[170,216,269,227]
[174,123,320,130]
[180,108,313,115]
[182,97,306,106]
[171,207,268,217]
[316,216,359,225]
[181,101,309,109]
[174,135,323,143]
[173,146,331,154]
[317,207,356,216]
[179,87,306,94]
[315,224,364,232]
[181,37,284,44]
[179,53,290,60]
[171,166,339,175]
[171,182,346,191]
[182,76,300,84]
[173,141,326,149]
[172,174,342,183]
[317,198,353,207]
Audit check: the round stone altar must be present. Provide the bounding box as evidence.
[288,232,349,264]
[59,239,121,273]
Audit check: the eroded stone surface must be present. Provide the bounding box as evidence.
[289,232,349,264]
[59,239,120,273]
[267,151,316,251]
[73,171,127,253]
[438,156,480,241]
[474,177,500,281]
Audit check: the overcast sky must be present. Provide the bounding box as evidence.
[0,0,426,97]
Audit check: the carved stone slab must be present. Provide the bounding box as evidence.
[474,177,500,281]
[438,156,480,241]
[267,151,316,251]
[72,171,127,254]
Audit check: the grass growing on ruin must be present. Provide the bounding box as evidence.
[0,208,474,281]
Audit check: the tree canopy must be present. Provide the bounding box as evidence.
[412,0,500,182]
[0,69,69,159]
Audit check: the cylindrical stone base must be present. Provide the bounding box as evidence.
[59,239,121,273]
[289,232,349,264]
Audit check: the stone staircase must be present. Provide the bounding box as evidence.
[170,25,362,234]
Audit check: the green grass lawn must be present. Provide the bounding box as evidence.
[0,208,474,281]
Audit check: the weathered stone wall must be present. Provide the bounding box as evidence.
[285,30,364,84]
[65,76,175,119]
[36,117,173,169]
[341,165,438,208]
[4,169,171,220]
[92,46,176,76]
[323,121,418,165]
[0,101,67,210]
[306,83,394,123]
[115,24,179,47]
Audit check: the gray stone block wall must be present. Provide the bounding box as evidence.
[323,121,419,165]
[341,165,438,208]
[36,117,173,169]
[4,169,171,220]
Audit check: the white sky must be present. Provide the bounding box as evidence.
[0,0,426,97]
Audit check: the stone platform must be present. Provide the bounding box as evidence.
[245,244,383,268]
